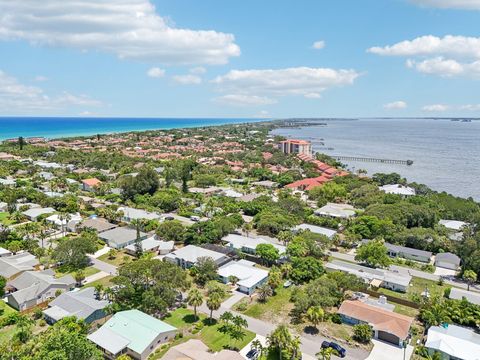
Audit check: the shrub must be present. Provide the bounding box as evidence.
[330,313,342,324]
[353,324,373,343]
[234,299,248,312]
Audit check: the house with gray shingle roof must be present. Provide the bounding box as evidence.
[6,270,75,311]
[43,287,110,324]
[98,227,148,249]
[0,252,39,279]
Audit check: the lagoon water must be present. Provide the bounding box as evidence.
[271,118,480,201]
[0,117,260,140]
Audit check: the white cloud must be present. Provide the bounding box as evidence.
[212,67,360,98]
[34,75,48,82]
[312,40,326,50]
[369,35,480,78]
[214,94,277,106]
[0,0,240,65]
[422,104,450,112]
[172,74,202,85]
[254,110,270,119]
[147,67,166,78]
[406,57,480,77]
[384,101,407,109]
[459,104,480,111]
[368,35,480,58]
[304,93,322,99]
[0,69,101,113]
[190,67,206,74]
[411,0,480,10]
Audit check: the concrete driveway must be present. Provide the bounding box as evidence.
[366,340,413,360]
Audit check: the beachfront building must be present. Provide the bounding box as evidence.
[338,300,413,346]
[379,184,416,197]
[279,139,312,156]
[218,260,269,295]
[88,310,177,360]
[425,324,480,360]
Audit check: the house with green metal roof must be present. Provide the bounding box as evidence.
[87,309,177,360]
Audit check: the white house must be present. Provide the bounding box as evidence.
[435,252,461,270]
[218,260,268,295]
[315,203,357,219]
[164,245,230,269]
[118,207,162,223]
[425,324,480,360]
[222,234,286,255]
[293,223,337,239]
[439,219,469,242]
[379,184,416,197]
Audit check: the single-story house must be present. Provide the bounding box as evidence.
[314,203,357,219]
[379,184,416,197]
[125,237,174,256]
[162,339,244,360]
[188,187,222,196]
[448,287,480,306]
[425,324,480,360]
[43,287,110,324]
[251,180,278,189]
[435,252,461,270]
[236,193,262,203]
[117,207,162,222]
[7,270,75,311]
[77,217,118,233]
[293,223,337,240]
[165,245,231,269]
[222,234,286,255]
[81,178,102,192]
[0,247,12,257]
[0,252,39,279]
[338,300,414,346]
[222,189,243,198]
[218,260,269,295]
[46,213,82,230]
[0,178,16,187]
[361,240,432,263]
[88,309,177,360]
[439,219,469,242]
[22,207,56,221]
[326,260,411,292]
[98,227,148,249]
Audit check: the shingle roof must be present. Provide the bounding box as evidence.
[98,227,147,247]
[0,252,39,278]
[338,300,413,340]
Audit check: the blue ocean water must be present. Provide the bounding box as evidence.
[272,118,480,200]
[0,117,264,140]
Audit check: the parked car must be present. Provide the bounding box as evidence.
[321,341,346,358]
[246,349,258,359]
[190,215,200,222]
[283,280,292,288]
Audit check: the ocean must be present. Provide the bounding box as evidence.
[271,118,480,201]
[0,117,263,140]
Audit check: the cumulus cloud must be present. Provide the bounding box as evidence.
[369,35,480,78]
[0,69,101,113]
[0,0,240,65]
[411,0,480,10]
[422,104,450,112]
[384,101,407,109]
[368,35,480,58]
[147,67,166,78]
[212,67,360,99]
[172,74,202,85]
[459,104,480,111]
[214,94,277,106]
[312,40,326,50]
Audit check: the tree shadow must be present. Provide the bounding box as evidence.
[182,314,200,324]
[202,318,218,326]
[303,325,319,335]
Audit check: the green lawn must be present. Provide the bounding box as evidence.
[378,277,449,301]
[0,302,19,345]
[82,275,115,289]
[0,213,12,226]
[163,308,206,330]
[98,251,134,267]
[239,287,293,325]
[200,321,255,352]
[54,266,100,279]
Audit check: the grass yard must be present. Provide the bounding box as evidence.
[394,303,420,318]
[98,251,134,267]
[0,213,12,226]
[238,287,293,325]
[378,277,449,301]
[82,275,115,289]
[160,308,255,355]
[54,266,100,279]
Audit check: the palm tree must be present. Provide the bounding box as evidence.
[74,269,85,287]
[267,324,296,360]
[187,288,203,320]
[316,347,335,360]
[206,293,222,324]
[306,306,324,331]
[257,283,273,302]
[94,284,104,300]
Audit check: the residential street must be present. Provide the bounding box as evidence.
[88,255,117,275]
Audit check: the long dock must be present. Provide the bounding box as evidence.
[331,155,413,166]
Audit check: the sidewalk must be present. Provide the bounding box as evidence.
[91,245,111,259]
[222,291,247,309]
[83,270,109,285]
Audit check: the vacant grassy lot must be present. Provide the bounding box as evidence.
[82,275,115,289]
[238,287,294,325]
[98,251,134,267]
[54,265,100,279]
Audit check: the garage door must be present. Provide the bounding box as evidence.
[377,331,399,345]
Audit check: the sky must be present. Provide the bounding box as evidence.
[0,0,480,118]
